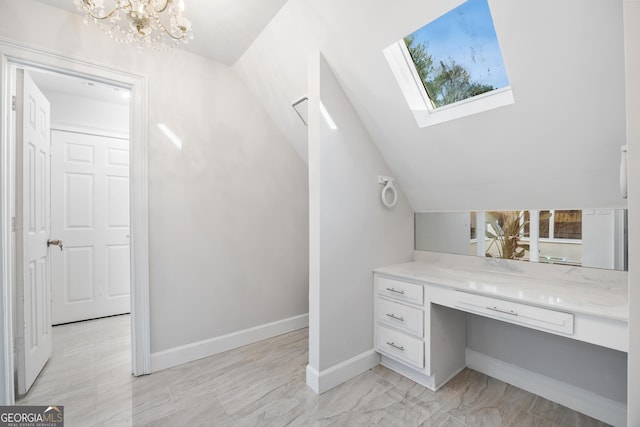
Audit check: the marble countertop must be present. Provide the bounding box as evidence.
[374,261,629,322]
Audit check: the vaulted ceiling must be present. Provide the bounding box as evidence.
[35,0,628,212]
[233,0,628,211]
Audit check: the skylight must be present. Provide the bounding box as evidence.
[384,0,514,127]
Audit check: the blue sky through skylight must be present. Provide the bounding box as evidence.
[409,0,509,90]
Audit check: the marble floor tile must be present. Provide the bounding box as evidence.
[508,409,555,427]
[527,396,610,427]
[16,315,611,427]
[418,410,468,427]
[327,386,440,427]
[231,386,307,427]
[439,369,537,427]
[163,398,236,427]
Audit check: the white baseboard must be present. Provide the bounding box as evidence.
[306,349,380,394]
[150,313,309,372]
[466,349,627,427]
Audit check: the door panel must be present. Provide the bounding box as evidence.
[51,130,130,325]
[66,173,94,228]
[106,245,130,297]
[106,176,129,227]
[65,246,94,302]
[15,70,52,395]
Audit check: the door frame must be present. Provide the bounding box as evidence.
[0,37,151,405]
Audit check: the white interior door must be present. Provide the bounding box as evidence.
[15,70,52,394]
[50,130,130,325]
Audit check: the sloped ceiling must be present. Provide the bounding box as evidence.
[32,0,288,65]
[33,0,627,212]
[234,0,627,212]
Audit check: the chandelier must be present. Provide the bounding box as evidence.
[75,0,193,50]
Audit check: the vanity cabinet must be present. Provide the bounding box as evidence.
[374,261,628,426]
[376,276,423,305]
[376,297,424,337]
[373,265,628,392]
[454,291,574,335]
[375,278,425,369]
[374,276,466,390]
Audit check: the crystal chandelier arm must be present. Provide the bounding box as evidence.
[153,0,172,14]
[156,18,187,40]
[81,0,134,21]
[84,5,119,20]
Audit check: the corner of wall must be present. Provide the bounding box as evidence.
[305,350,380,395]
[306,52,413,393]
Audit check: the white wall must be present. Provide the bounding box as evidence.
[42,90,129,136]
[0,1,309,360]
[624,0,640,425]
[307,52,413,392]
[235,0,627,211]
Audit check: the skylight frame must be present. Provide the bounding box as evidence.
[384,2,515,127]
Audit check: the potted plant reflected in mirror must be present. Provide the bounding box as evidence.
[485,211,551,260]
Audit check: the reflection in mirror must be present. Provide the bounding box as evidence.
[415,209,628,271]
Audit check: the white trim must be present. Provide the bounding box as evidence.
[466,349,627,427]
[150,314,309,372]
[305,349,380,394]
[305,365,321,394]
[0,49,14,406]
[0,37,150,405]
[122,71,150,377]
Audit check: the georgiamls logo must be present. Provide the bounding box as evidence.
[0,405,64,425]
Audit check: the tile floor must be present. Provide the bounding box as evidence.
[16,315,610,426]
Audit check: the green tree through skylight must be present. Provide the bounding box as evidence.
[404,0,509,109]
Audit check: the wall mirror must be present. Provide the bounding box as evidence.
[415,209,628,271]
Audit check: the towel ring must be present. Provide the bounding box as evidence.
[381,180,398,208]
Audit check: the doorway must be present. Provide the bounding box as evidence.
[15,68,132,396]
[30,71,133,326]
[0,40,151,405]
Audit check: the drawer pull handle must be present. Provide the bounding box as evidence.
[386,341,405,352]
[386,287,405,295]
[386,313,404,322]
[487,306,518,316]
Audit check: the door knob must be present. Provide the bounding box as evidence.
[47,239,63,251]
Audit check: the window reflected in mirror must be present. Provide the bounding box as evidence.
[415,209,627,271]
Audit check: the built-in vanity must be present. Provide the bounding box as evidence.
[373,254,628,426]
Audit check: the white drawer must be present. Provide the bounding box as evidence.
[375,325,424,368]
[376,276,423,306]
[376,298,424,337]
[454,291,574,335]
